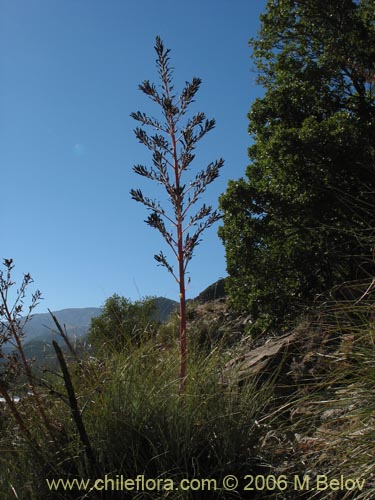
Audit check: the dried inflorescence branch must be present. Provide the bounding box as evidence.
[0,258,56,440]
[130,37,223,391]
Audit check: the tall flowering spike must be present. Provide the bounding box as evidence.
[130,37,223,392]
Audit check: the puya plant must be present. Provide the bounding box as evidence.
[130,37,224,391]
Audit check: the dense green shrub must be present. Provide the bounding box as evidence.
[87,294,160,352]
[219,0,375,331]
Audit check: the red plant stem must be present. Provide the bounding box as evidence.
[173,138,187,391]
[177,225,187,392]
[161,59,188,393]
[169,114,187,393]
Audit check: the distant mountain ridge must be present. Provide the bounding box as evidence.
[2,297,179,357]
[2,307,102,356]
[2,282,226,360]
[21,307,102,344]
[193,278,227,304]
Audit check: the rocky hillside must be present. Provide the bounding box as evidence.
[186,293,375,497]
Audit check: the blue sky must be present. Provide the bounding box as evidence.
[1,0,267,312]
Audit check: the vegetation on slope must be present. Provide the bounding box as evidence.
[1,3,375,499]
[1,269,375,499]
[219,0,375,331]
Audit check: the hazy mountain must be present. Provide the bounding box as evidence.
[3,297,179,354]
[152,297,179,322]
[2,284,237,365]
[21,307,102,344]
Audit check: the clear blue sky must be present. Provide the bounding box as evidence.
[1,0,267,312]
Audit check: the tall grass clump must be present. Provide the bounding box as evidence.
[82,340,276,499]
[1,333,277,499]
[310,288,375,500]
[270,279,375,499]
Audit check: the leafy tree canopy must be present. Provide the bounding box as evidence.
[219,0,375,330]
[87,294,159,352]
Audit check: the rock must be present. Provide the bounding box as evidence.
[223,332,296,382]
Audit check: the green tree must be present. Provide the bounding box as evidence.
[87,295,159,352]
[130,37,223,390]
[219,0,375,330]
